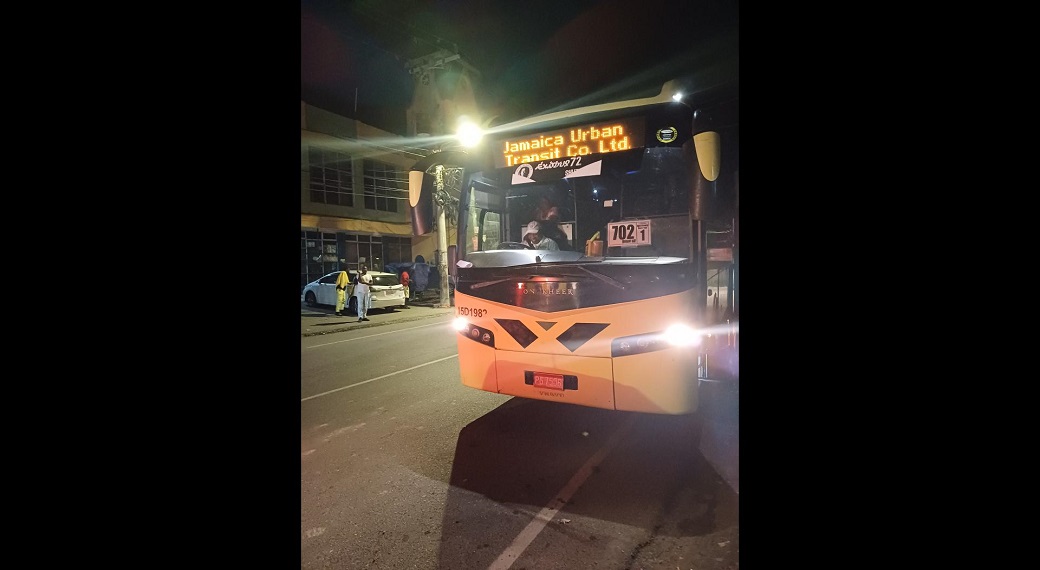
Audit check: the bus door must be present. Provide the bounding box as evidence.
[463,182,507,254]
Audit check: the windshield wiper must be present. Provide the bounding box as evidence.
[577,266,626,289]
[469,265,626,290]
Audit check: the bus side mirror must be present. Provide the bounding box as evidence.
[693,131,720,182]
[409,170,435,236]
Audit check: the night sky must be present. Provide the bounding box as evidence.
[301,0,738,134]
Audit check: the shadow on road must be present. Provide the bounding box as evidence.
[436,397,737,568]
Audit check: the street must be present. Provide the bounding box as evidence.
[301,312,738,569]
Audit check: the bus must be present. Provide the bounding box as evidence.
[408,80,738,415]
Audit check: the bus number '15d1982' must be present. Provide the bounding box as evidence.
[458,307,488,318]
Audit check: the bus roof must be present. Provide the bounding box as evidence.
[483,80,684,138]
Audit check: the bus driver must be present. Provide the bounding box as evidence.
[522,220,560,251]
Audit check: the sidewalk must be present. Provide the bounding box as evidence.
[301,296,455,337]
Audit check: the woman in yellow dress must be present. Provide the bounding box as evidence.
[334,269,351,316]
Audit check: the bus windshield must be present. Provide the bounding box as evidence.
[458,99,697,263]
[465,144,693,261]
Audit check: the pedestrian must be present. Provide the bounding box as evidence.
[400,269,411,307]
[334,268,350,316]
[355,264,373,322]
[522,220,559,251]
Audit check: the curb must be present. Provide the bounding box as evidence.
[301,307,453,337]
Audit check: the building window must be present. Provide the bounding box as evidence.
[308,147,354,206]
[382,236,412,266]
[345,233,383,272]
[301,230,340,290]
[363,159,404,213]
[341,234,412,274]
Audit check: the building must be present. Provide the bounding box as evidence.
[301,102,433,289]
[301,49,480,291]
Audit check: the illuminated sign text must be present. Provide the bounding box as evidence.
[496,119,645,168]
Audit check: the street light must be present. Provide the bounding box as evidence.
[455,116,483,148]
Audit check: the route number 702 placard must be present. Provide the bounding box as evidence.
[606,220,652,248]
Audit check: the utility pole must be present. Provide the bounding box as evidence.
[406,49,478,310]
[435,166,450,308]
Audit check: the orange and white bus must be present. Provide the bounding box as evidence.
[409,81,738,414]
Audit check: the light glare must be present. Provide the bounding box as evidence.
[456,120,483,148]
[664,323,701,346]
[452,317,469,331]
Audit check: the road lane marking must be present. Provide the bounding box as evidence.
[300,355,458,403]
[303,321,448,349]
[486,413,638,570]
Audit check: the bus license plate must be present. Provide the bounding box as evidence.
[532,372,564,390]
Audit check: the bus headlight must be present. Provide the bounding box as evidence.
[454,318,495,347]
[611,324,701,357]
[664,324,702,347]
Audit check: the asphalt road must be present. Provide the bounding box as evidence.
[301,311,738,569]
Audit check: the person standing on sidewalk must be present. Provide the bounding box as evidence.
[354,265,373,322]
[334,268,350,316]
[401,269,410,307]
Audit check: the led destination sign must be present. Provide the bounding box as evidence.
[495,118,646,169]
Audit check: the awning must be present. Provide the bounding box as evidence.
[301,215,413,236]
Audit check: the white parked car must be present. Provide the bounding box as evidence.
[301,270,406,314]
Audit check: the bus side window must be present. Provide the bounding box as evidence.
[481,211,501,251]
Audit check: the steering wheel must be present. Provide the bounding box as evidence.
[495,241,531,250]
